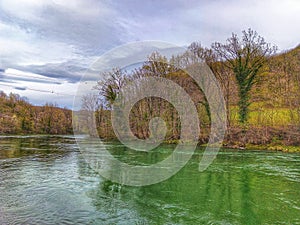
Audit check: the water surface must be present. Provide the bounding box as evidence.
[0,136,300,224]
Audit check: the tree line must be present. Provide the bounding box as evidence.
[79,28,300,148]
[0,92,73,135]
[1,28,299,149]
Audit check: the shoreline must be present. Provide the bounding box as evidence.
[1,134,300,153]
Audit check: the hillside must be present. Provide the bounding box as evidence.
[0,92,73,135]
[77,43,300,151]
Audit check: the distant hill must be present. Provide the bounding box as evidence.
[0,91,73,135]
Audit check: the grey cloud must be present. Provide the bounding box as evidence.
[0,0,124,54]
[14,86,27,91]
[1,69,62,84]
[0,0,299,107]
[16,62,87,83]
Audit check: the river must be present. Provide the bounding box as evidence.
[0,136,300,224]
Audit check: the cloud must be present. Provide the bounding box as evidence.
[110,0,300,50]
[0,69,78,108]
[0,0,299,107]
[0,0,123,68]
[1,68,63,84]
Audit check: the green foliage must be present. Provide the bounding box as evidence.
[212,29,277,124]
[230,106,293,127]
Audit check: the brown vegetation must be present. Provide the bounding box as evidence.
[0,92,73,135]
[78,30,300,150]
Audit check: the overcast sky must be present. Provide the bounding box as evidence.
[0,0,299,108]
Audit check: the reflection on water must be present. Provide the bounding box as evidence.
[0,136,300,224]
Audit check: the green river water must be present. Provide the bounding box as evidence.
[0,136,300,224]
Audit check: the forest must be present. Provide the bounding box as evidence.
[77,29,300,151]
[0,92,73,135]
[1,29,300,151]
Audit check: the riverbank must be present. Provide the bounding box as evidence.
[222,143,300,153]
[1,129,300,153]
[164,141,300,153]
[222,126,300,153]
[164,125,300,153]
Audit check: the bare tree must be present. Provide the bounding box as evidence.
[188,42,233,127]
[80,93,101,137]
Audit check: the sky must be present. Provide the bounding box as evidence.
[0,0,299,108]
